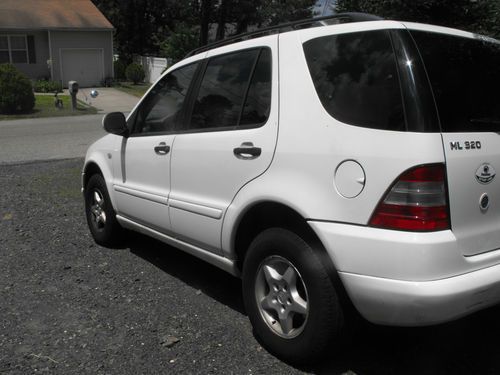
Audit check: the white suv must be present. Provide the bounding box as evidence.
[83,13,500,363]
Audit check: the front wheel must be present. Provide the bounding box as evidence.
[242,228,344,364]
[84,174,123,246]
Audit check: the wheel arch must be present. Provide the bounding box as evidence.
[82,155,117,208]
[83,161,103,189]
[232,200,357,317]
[233,201,334,275]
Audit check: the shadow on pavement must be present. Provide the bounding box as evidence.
[309,304,500,374]
[127,232,245,315]
[124,232,500,374]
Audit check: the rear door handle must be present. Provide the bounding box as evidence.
[233,142,261,160]
[154,142,170,155]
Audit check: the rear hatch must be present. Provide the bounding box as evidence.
[410,28,500,256]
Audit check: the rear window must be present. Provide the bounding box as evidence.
[411,31,500,132]
[303,30,405,131]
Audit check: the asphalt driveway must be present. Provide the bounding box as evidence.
[76,87,140,114]
[2,158,500,374]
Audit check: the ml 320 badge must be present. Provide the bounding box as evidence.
[450,141,481,150]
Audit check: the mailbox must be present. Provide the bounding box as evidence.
[68,80,79,110]
[68,81,79,94]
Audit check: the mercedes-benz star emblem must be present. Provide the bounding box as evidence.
[476,163,496,184]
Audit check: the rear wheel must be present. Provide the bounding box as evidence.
[242,228,344,364]
[84,174,123,246]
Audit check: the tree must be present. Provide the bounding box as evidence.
[92,0,196,62]
[160,23,200,62]
[336,0,499,38]
[93,0,318,62]
[260,0,316,26]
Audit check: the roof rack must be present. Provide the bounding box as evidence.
[185,12,383,58]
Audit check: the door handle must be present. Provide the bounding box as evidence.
[154,142,170,155]
[233,142,261,160]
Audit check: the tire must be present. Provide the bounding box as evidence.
[242,228,344,364]
[84,174,123,247]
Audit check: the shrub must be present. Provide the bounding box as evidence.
[125,63,145,84]
[114,60,126,81]
[33,79,62,93]
[0,63,35,114]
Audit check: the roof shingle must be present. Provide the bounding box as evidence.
[0,0,113,30]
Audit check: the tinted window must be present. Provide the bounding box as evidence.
[190,49,259,130]
[303,30,405,131]
[133,62,198,134]
[240,48,272,126]
[411,31,500,132]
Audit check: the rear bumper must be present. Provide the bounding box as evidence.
[340,265,500,326]
[308,221,500,325]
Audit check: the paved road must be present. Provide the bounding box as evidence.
[0,87,139,165]
[0,115,106,164]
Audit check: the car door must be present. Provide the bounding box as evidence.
[113,62,199,234]
[169,36,279,253]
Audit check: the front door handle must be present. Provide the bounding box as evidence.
[154,142,170,155]
[233,142,261,160]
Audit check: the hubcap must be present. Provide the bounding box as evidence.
[255,256,309,339]
[90,189,106,230]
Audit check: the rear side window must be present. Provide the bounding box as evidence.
[411,31,500,132]
[189,48,272,131]
[303,30,405,131]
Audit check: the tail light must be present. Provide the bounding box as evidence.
[369,164,449,231]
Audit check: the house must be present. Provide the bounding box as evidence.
[0,0,113,87]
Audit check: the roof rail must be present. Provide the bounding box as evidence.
[185,12,383,58]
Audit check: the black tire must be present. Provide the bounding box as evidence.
[242,228,344,364]
[84,174,123,246]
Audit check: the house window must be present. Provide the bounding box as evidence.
[0,35,30,64]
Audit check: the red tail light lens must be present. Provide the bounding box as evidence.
[369,164,450,231]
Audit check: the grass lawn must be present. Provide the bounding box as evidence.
[0,94,98,120]
[114,82,151,98]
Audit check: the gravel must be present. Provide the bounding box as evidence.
[2,158,500,374]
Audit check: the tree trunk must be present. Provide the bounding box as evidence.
[200,0,212,46]
[216,0,227,41]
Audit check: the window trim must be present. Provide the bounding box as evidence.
[0,35,29,64]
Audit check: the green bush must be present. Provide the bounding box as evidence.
[125,63,145,84]
[0,63,35,114]
[114,60,126,80]
[33,79,63,93]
